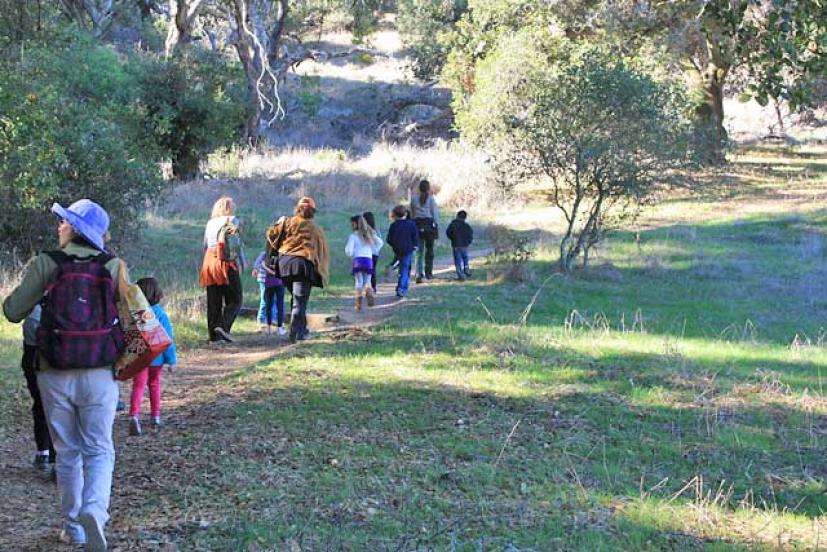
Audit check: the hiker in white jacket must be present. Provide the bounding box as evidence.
[345,215,383,310]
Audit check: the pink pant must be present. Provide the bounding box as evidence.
[129,366,162,417]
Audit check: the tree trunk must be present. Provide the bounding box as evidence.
[692,63,729,163]
[233,29,262,145]
[164,0,205,56]
[172,151,200,180]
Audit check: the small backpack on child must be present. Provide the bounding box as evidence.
[36,251,124,370]
[216,218,243,262]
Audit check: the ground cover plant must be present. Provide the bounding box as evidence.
[2,145,825,550]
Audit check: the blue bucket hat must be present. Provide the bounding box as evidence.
[51,199,110,251]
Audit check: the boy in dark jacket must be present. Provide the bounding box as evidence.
[446,210,473,280]
[386,205,419,297]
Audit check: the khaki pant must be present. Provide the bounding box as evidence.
[38,368,118,543]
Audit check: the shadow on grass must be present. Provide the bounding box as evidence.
[108,342,826,550]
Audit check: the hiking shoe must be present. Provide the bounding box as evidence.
[129,417,142,437]
[214,327,234,343]
[33,454,52,479]
[277,326,288,336]
[78,512,107,552]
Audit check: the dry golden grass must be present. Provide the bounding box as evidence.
[201,141,503,212]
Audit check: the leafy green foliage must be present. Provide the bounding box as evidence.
[529,46,691,271]
[0,31,162,254]
[0,31,246,255]
[397,0,467,79]
[441,0,555,101]
[452,33,692,272]
[132,49,246,179]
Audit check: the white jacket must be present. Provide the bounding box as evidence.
[345,231,383,258]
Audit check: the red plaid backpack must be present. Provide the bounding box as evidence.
[36,251,125,370]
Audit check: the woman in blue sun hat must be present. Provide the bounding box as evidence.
[3,199,128,551]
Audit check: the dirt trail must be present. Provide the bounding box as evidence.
[0,250,484,551]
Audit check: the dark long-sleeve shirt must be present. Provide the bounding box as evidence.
[386,219,420,257]
[446,219,473,248]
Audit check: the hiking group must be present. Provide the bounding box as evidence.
[1,180,474,550]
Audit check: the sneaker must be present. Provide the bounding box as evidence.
[464,269,472,277]
[151,417,163,428]
[277,326,288,336]
[129,417,142,437]
[298,329,311,341]
[214,327,234,342]
[415,276,423,284]
[59,528,85,546]
[78,511,107,552]
[116,400,125,412]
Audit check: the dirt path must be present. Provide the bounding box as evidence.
[0,250,486,551]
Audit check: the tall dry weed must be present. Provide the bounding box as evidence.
[197,142,511,213]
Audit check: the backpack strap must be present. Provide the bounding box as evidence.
[43,249,113,265]
[43,250,71,264]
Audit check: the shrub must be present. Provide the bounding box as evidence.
[0,33,245,256]
[398,0,467,79]
[0,32,162,254]
[132,49,246,179]
[486,224,535,282]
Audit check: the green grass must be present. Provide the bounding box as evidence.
[1,146,826,549]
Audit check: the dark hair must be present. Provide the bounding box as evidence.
[391,205,407,219]
[457,210,467,220]
[294,204,316,219]
[418,179,430,205]
[136,277,163,306]
[350,215,360,226]
[362,211,376,230]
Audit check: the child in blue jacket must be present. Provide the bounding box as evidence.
[129,278,178,436]
[386,205,419,297]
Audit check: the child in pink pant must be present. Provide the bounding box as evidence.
[129,278,177,436]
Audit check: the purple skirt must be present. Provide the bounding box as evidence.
[351,256,374,275]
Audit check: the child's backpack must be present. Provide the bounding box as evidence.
[36,251,125,370]
[216,218,243,262]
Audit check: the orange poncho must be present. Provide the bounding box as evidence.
[199,248,237,287]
